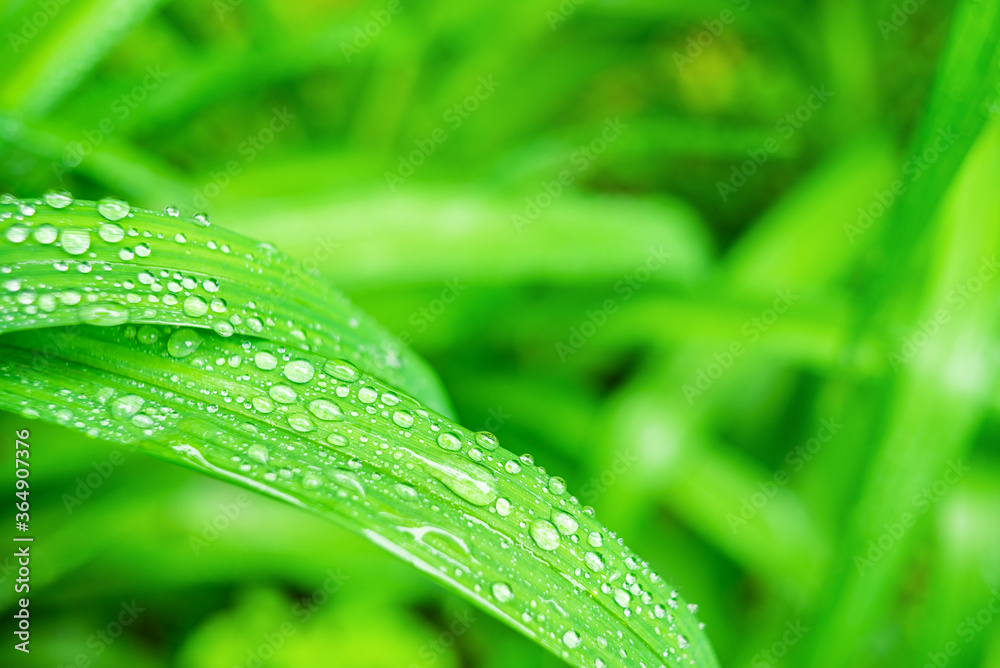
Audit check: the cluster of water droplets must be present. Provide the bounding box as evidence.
[0,193,448,413]
[0,194,712,668]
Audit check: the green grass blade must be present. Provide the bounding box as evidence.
[0,196,718,668]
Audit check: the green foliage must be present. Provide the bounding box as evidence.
[1,0,1000,667]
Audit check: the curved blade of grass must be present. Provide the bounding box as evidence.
[0,196,718,668]
[0,194,452,416]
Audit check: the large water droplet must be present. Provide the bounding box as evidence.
[34,224,57,244]
[269,384,297,403]
[324,359,359,382]
[475,431,499,450]
[437,432,463,451]
[183,295,208,317]
[248,444,269,464]
[552,509,579,535]
[392,410,414,428]
[98,223,124,243]
[283,360,315,383]
[252,396,274,413]
[562,630,582,649]
[5,225,28,243]
[253,352,277,370]
[97,197,130,221]
[357,386,378,404]
[405,449,497,506]
[308,399,343,421]
[167,328,202,357]
[79,303,129,326]
[43,190,72,208]
[492,582,514,603]
[584,552,605,572]
[60,229,90,255]
[288,413,315,433]
[529,519,561,550]
[111,394,144,419]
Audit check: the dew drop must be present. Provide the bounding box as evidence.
[5,224,28,243]
[283,360,315,383]
[491,582,514,603]
[552,509,579,535]
[562,630,582,649]
[437,432,463,451]
[111,395,144,419]
[98,223,125,243]
[548,476,567,495]
[308,399,343,421]
[392,410,414,428]
[167,328,202,358]
[43,190,72,208]
[248,444,269,464]
[252,396,274,413]
[33,224,57,244]
[529,519,561,551]
[60,228,91,255]
[475,431,499,450]
[97,197,130,221]
[269,384,297,404]
[326,433,348,447]
[495,497,512,516]
[288,413,315,433]
[79,303,130,326]
[183,295,208,317]
[357,386,378,404]
[584,552,605,572]
[192,212,210,227]
[253,351,277,370]
[324,359,359,382]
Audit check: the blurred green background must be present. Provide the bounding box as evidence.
[2,0,1000,666]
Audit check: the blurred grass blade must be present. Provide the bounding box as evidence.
[0,0,163,116]
[0,196,718,668]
